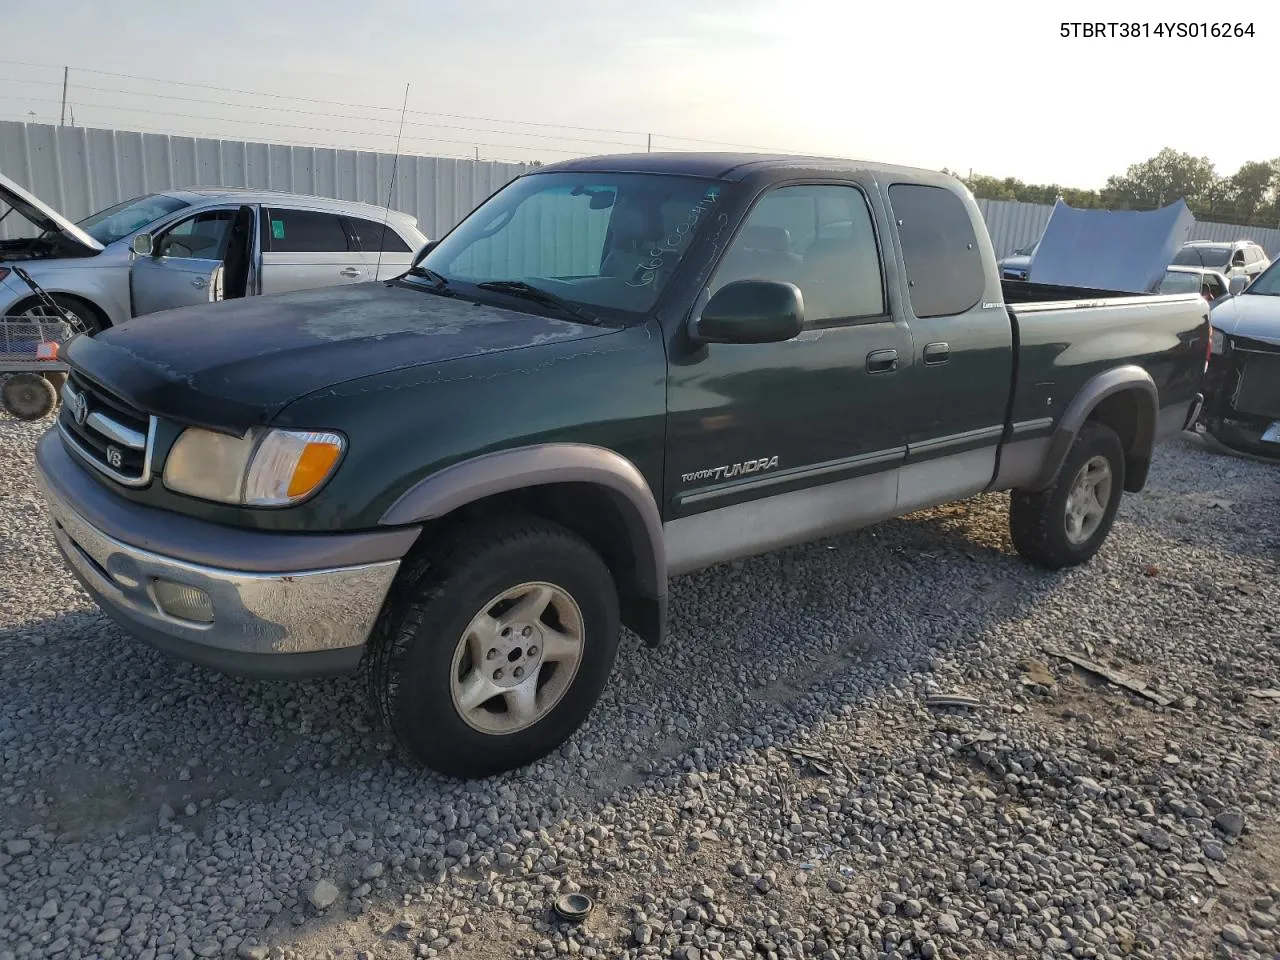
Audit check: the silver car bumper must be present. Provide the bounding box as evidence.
[35,430,417,678]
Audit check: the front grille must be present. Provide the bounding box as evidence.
[58,372,156,486]
[1233,351,1280,420]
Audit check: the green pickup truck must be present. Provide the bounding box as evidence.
[35,153,1210,777]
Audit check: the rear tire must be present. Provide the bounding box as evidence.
[367,515,621,779]
[1010,421,1125,570]
[1,373,59,421]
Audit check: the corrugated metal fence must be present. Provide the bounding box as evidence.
[4,120,1279,261]
[0,121,529,242]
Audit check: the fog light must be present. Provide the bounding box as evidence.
[152,580,214,623]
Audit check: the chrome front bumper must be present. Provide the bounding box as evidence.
[35,430,414,678]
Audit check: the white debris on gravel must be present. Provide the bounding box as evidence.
[2,412,1278,960]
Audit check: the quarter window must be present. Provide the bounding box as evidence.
[348,216,412,253]
[709,184,885,322]
[887,183,986,318]
[263,209,350,253]
[156,210,233,260]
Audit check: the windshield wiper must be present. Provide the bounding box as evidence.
[474,280,606,326]
[407,264,452,288]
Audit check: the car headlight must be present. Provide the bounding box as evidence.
[1210,329,1225,354]
[163,427,345,506]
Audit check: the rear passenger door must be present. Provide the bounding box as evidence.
[346,215,417,280]
[259,207,364,295]
[885,182,1014,512]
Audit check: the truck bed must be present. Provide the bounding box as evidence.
[1001,278,1155,304]
[1002,279,1210,458]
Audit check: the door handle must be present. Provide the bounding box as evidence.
[190,276,208,289]
[866,348,898,374]
[923,341,951,364]
[340,267,362,278]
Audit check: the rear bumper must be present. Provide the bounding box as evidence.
[35,430,419,678]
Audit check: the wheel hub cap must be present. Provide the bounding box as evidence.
[1064,455,1113,545]
[449,581,585,735]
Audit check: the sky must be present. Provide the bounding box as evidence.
[2,0,1276,190]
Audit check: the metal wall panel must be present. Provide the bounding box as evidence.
[5,120,1279,262]
[0,121,529,242]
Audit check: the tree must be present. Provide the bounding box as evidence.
[953,150,1278,227]
[1101,148,1218,210]
[1226,159,1280,220]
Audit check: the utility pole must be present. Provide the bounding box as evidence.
[60,66,68,126]
[647,133,652,153]
[474,145,479,162]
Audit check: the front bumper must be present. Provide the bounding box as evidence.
[35,430,420,678]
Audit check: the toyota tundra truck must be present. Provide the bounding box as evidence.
[34,153,1210,778]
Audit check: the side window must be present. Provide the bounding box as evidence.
[263,208,350,253]
[1231,246,1247,266]
[709,184,885,323]
[348,217,412,253]
[156,210,233,259]
[887,183,986,318]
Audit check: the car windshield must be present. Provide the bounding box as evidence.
[414,171,724,318]
[1156,270,1203,294]
[1243,259,1280,296]
[76,194,190,245]
[1173,245,1231,268]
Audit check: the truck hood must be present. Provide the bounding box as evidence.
[1210,292,1280,347]
[0,171,105,255]
[63,282,618,432]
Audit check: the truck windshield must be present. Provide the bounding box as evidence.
[414,172,724,317]
[76,194,190,245]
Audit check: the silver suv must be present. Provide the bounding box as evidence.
[1,174,429,332]
[1173,239,1271,286]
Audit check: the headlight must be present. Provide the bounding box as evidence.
[1210,329,1225,354]
[164,427,345,506]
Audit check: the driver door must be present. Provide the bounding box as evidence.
[130,207,245,317]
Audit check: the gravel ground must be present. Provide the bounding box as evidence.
[2,411,1278,960]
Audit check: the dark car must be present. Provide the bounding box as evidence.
[1200,257,1280,457]
[35,152,1210,778]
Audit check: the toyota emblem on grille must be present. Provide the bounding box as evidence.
[66,390,88,426]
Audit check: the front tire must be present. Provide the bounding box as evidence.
[368,516,621,779]
[1010,421,1125,570]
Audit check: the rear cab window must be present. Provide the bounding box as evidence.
[886,183,985,318]
[261,208,351,253]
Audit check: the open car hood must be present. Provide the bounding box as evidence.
[0,171,105,254]
[1028,198,1195,294]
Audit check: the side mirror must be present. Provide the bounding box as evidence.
[132,233,154,257]
[691,280,804,345]
[1228,275,1250,296]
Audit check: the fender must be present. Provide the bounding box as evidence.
[1029,364,1158,492]
[379,443,668,643]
